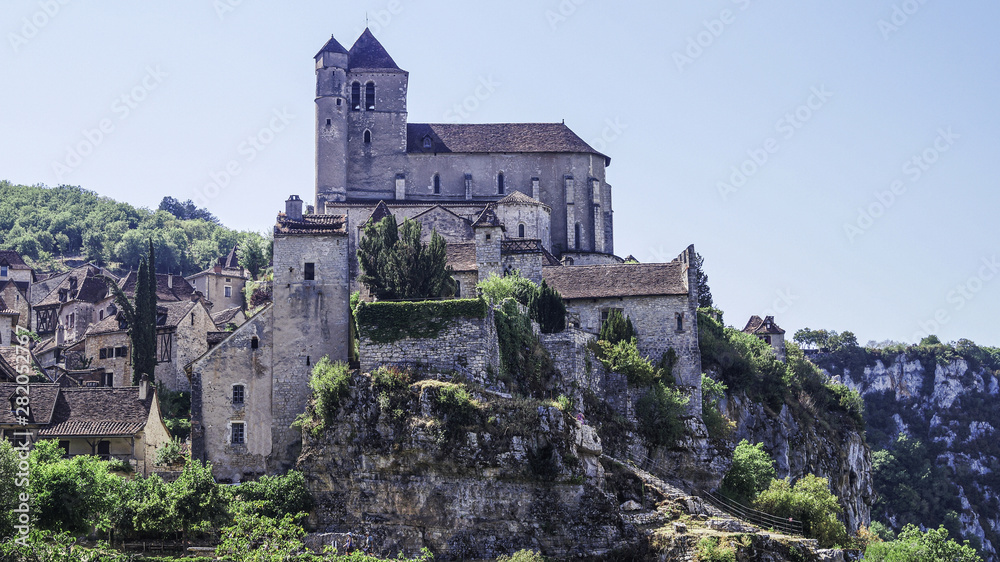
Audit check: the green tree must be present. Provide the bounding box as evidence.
[358,216,455,300]
[477,271,536,305]
[754,474,847,548]
[529,279,566,334]
[130,242,158,384]
[237,236,268,280]
[599,308,635,344]
[29,441,125,535]
[0,441,18,539]
[864,524,982,562]
[720,440,776,504]
[692,251,713,308]
[168,459,228,541]
[635,382,689,446]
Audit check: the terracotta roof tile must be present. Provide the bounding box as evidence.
[37,387,151,437]
[120,272,197,302]
[0,250,31,270]
[446,243,478,273]
[275,213,348,235]
[743,315,785,335]
[542,263,688,300]
[0,383,61,425]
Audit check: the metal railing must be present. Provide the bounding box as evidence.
[699,489,803,536]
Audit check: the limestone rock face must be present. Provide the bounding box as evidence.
[297,372,635,560]
[723,393,873,533]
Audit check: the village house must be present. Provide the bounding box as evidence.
[186,245,249,312]
[743,315,787,362]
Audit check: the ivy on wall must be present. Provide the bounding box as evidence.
[356,297,487,344]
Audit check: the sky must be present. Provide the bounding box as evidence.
[1,0,998,346]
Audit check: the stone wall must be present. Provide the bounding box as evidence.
[359,308,499,383]
[0,282,29,330]
[501,251,542,283]
[189,306,274,483]
[86,331,131,387]
[156,301,215,392]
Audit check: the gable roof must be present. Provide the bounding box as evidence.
[542,263,688,300]
[411,204,470,224]
[0,250,31,270]
[366,200,393,225]
[30,271,71,305]
[38,386,152,437]
[275,213,348,235]
[348,28,403,71]
[472,205,502,228]
[158,300,199,329]
[36,266,110,307]
[0,383,60,425]
[316,34,349,58]
[120,272,197,303]
[743,315,786,335]
[0,296,17,316]
[86,312,127,336]
[212,306,243,327]
[219,245,240,269]
[446,243,478,273]
[407,123,610,164]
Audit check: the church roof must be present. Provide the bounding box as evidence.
[497,190,544,206]
[406,123,610,165]
[275,213,348,235]
[316,34,349,58]
[471,205,502,228]
[743,315,785,335]
[367,201,394,225]
[542,263,688,300]
[348,28,403,71]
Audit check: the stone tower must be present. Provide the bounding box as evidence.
[315,35,350,205]
[316,29,410,209]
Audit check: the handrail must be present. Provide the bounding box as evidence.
[699,490,803,536]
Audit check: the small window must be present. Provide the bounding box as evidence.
[363,129,372,144]
[224,286,232,298]
[518,224,525,238]
[0,266,7,277]
[423,136,433,149]
[337,98,342,106]
[497,172,505,195]
[231,422,245,445]
[365,81,375,110]
[115,346,128,358]
[306,355,311,366]
[233,384,245,404]
[251,336,259,350]
[191,312,195,326]
[351,82,361,110]
[763,335,772,344]
[574,223,581,250]
[304,263,315,281]
[676,312,684,332]
[99,348,108,360]
[433,174,441,194]
[325,118,332,127]
[97,441,110,457]
[485,233,491,241]
[99,310,104,321]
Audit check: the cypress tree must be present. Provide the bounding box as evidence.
[131,241,159,384]
[529,280,566,334]
[600,308,635,344]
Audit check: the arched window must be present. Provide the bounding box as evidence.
[351,82,361,110]
[433,174,441,194]
[497,172,505,194]
[454,280,461,297]
[365,81,375,110]
[518,224,525,238]
[574,222,581,250]
[363,129,372,144]
[423,136,433,149]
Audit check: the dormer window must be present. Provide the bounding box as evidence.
[0,265,7,277]
[351,82,361,110]
[423,136,433,150]
[365,81,376,110]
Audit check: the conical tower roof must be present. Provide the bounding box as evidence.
[348,28,402,70]
[315,34,349,58]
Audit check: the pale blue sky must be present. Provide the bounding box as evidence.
[2,1,998,346]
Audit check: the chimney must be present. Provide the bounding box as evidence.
[285,195,303,221]
[138,374,150,401]
[167,273,173,289]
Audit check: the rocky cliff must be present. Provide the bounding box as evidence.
[822,347,1000,559]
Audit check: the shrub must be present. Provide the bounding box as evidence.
[308,357,352,429]
[234,470,314,519]
[478,272,536,306]
[696,536,737,562]
[596,338,659,387]
[599,308,635,344]
[29,445,125,534]
[863,524,981,562]
[496,549,547,562]
[494,299,558,395]
[169,459,228,540]
[720,440,775,504]
[754,474,847,548]
[430,382,481,435]
[155,437,184,466]
[216,511,307,562]
[702,374,733,440]
[529,279,566,334]
[371,366,412,424]
[165,417,191,440]
[635,382,689,447]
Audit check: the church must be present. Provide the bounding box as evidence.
[313,29,621,289]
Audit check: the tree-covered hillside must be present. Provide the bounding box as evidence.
[0,181,269,276]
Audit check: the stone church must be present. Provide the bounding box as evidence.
[189,29,702,482]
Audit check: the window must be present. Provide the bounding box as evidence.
[363,129,372,144]
[325,118,332,127]
[351,82,361,110]
[574,223,581,250]
[158,333,172,362]
[763,335,772,344]
[233,384,245,404]
[231,422,245,445]
[433,174,440,194]
[58,441,69,456]
[304,263,315,281]
[336,98,341,106]
[485,233,491,241]
[454,280,461,297]
[97,441,110,459]
[676,312,684,332]
[224,286,232,298]
[423,136,433,149]
[518,224,525,238]
[99,310,104,321]
[365,81,375,110]
[99,348,108,360]
[0,265,7,277]
[497,172,505,194]
[115,346,127,358]
[251,336,259,350]
[191,312,195,326]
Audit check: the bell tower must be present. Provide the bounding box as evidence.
[315,35,350,209]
